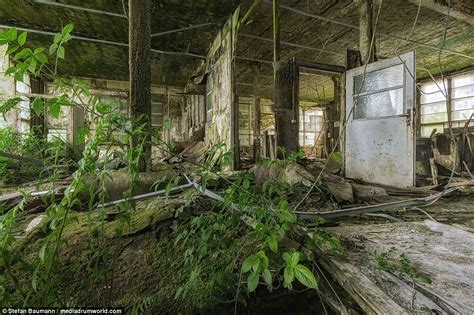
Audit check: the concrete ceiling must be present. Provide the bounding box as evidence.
[0,0,472,101]
[236,0,474,102]
[0,0,239,86]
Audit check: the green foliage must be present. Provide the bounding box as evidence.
[0,128,73,184]
[374,247,431,284]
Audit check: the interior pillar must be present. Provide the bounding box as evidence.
[129,0,152,171]
[29,77,46,138]
[252,65,261,162]
[274,59,300,158]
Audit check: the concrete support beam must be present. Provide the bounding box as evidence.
[273,0,298,158]
[129,0,152,171]
[409,0,474,26]
[274,59,300,158]
[29,77,46,139]
[252,65,262,162]
[358,0,376,65]
[68,106,85,159]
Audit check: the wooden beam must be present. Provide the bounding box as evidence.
[129,0,152,171]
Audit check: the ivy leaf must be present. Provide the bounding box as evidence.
[57,46,65,59]
[17,32,27,46]
[6,43,20,55]
[53,33,62,44]
[247,271,259,293]
[35,52,48,64]
[294,264,318,289]
[242,255,259,273]
[262,269,272,286]
[50,103,61,118]
[289,252,300,267]
[283,266,295,289]
[62,23,74,36]
[13,48,32,61]
[49,43,58,55]
[6,28,17,41]
[31,98,44,117]
[256,251,268,270]
[267,235,278,253]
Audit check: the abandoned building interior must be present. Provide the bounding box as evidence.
[0,0,473,313]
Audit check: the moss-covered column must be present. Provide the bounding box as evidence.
[129,0,152,171]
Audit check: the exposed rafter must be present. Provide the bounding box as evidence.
[33,0,126,18]
[151,23,215,38]
[0,24,206,59]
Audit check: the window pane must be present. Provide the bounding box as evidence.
[452,109,474,121]
[452,98,474,111]
[421,112,448,124]
[453,73,474,88]
[354,88,404,119]
[419,80,448,94]
[420,91,446,104]
[421,102,447,115]
[452,85,474,99]
[354,64,403,94]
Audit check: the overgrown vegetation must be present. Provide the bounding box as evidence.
[0,25,344,313]
[0,127,73,185]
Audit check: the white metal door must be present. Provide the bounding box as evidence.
[344,51,416,187]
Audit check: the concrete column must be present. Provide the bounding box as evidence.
[68,105,85,158]
[274,59,300,158]
[129,0,152,171]
[252,66,262,162]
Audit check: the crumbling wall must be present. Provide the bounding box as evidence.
[205,19,234,152]
[182,95,205,141]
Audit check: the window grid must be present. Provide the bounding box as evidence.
[420,72,474,138]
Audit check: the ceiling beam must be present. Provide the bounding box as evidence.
[409,0,474,26]
[33,0,126,18]
[151,23,215,37]
[0,24,206,59]
[263,0,474,60]
[239,33,344,56]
